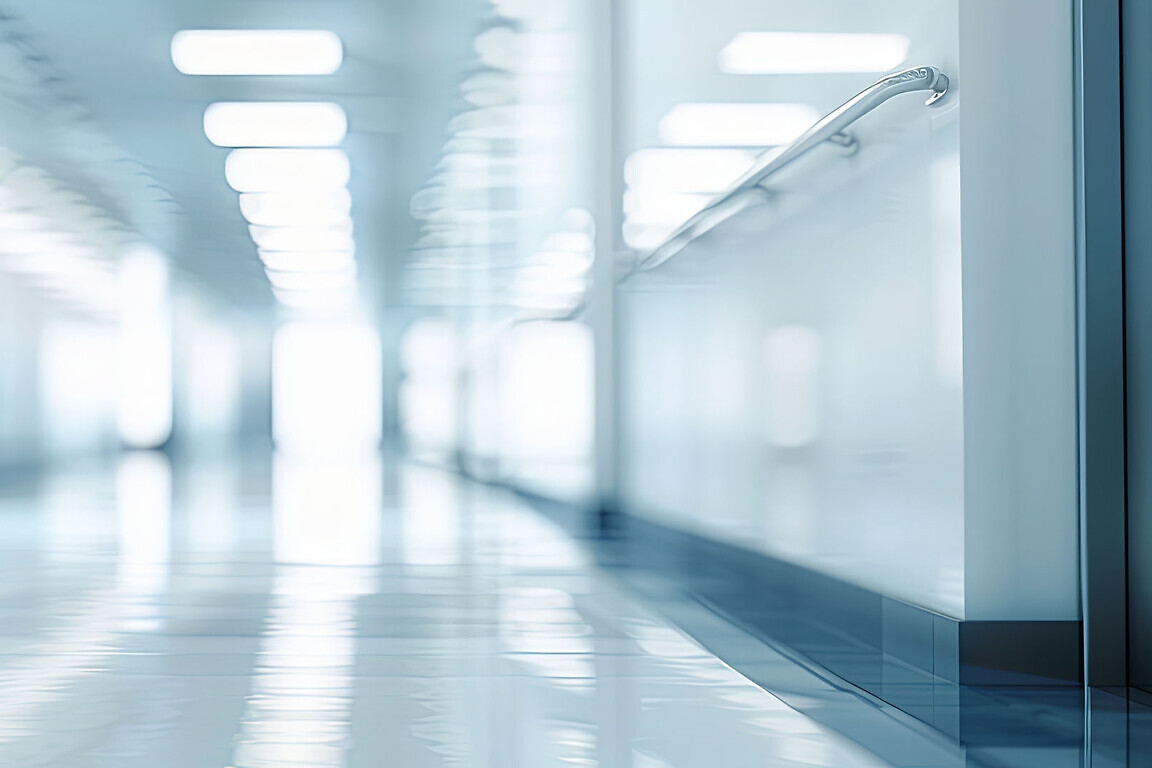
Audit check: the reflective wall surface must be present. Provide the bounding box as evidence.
[614,0,1079,623]
[615,0,965,617]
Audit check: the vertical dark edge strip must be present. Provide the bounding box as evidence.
[1075,0,1127,690]
[1118,11,1152,768]
[1076,0,1129,763]
[1122,0,1152,697]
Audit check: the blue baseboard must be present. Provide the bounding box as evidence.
[509,489,1088,756]
[591,509,1082,729]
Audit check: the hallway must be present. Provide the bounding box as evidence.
[1,1,1147,764]
[0,457,894,768]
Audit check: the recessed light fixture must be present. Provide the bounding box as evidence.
[718,32,909,74]
[266,266,357,292]
[473,27,518,71]
[0,211,50,232]
[624,148,757,194]
[171,30,343,76]
[623,192,711,226]
[250,223,354,253]
[204,102,347,147]
[272,287,355,309]
[658,102,819,147]
[461,71,515,107]
[225,149,351,192]
[240,189,353,227]
[259,250,356,273]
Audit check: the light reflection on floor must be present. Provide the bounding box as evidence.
[0,453,892,767]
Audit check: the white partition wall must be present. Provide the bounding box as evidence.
[614,0,1078,623]
[956,0,1078,621]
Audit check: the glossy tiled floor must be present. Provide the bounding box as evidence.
[0,453,895,768]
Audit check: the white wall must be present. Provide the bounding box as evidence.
[615,0,1079,621]
[0,276,45,465]
[171,290,246,454]
[0,22,180,468]
[619,121,968,616]
[0,273,125,466]
[956,0,1078,621]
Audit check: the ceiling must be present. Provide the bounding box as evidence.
[623,0,957,153]
[3,0,488,310]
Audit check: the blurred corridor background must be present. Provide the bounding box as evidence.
[0,1,1147,766]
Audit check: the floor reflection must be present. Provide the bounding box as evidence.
[0,455,891,767]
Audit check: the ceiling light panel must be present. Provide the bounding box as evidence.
[624,148,757,194]
[624,192,711,226]
[259,250,356,273]
[225,149,351,192]
[240,189,352,227]
[719,32,910,74]
[171,30,343,76]
[273,286,354,307]
[250,224,354,253]
[205,102,347,147]
[266,267,357,292]
[658,103,819,147]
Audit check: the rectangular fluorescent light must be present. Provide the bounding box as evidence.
[240,189,352,227]
[204,102,347,147]
[272,286,355,310]
[624,189,711,216]
[250,223,354,253]
[623,191,711,226]
[624,148,756,194]
[658,103,819,147]
[171,30,343,75]
[259,250,356,273]
[0,211,49,232]
[719,32,909,74]
[266,266,357,291]
[225,149,350,192]
[0,230,77,256]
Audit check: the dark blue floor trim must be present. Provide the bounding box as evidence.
[448,476,1152,765]
[594,510,1081,690]
[515,492,1087,739]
